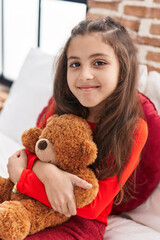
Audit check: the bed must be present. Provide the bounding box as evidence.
[0,1,160,239]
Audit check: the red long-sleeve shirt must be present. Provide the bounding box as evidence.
[17,118,148,225]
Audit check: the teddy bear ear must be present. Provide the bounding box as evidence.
[21,127,42,153]
[81,140,97,166]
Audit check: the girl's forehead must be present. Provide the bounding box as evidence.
[67,33,115,58]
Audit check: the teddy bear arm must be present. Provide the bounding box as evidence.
[73,169,99,208]
[81,140,98,167]
[21,127,42,153]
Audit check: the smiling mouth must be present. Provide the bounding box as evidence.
[78,86,99,91]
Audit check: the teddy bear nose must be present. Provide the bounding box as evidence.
[38,140,47,150]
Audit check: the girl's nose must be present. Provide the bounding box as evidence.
[79,67,94,80]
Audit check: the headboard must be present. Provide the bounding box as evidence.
[0,0,87,86]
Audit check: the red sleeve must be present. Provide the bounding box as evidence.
[77,118,148,219]
[24,149,38,170]
[17,168,52,207]
[17,119,148,218]
[17,150,52,206]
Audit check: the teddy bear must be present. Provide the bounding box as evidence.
[0,114,99,240]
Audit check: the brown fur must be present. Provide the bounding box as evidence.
[0,114,98,240]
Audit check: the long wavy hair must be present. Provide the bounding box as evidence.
[53,17,142,203]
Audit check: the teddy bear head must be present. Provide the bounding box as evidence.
[22,114,97,171]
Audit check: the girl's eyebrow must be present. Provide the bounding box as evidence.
[68,56,80,60]
[89,53,110,59]
[68,53,110,61]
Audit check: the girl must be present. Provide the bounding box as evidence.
[8,17,148,239]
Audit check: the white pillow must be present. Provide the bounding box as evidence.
[0,132,21,178]
[124,182,160,233]
[137,66,160,114]
[145,71,160,114]
[137,64,148,94]
[0,48,54,144]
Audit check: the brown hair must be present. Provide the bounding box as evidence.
[54,17,142,203]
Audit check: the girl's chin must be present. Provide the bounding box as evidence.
[80,102,97,108]
[78,97,103,108]
[79,98,101,107]
[80,100,105,113]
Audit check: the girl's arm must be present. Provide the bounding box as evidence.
[32,160,92,217]
[8,152,92,218]
[8,149,28,184]
[77,118,148,219]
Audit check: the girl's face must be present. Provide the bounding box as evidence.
[67,33,120,120]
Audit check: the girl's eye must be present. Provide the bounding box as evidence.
[70,62,80,68]
[94,61,106,66]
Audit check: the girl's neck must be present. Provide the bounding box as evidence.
[87,108,101,123]
[87,102,105,123]
[87,115,97,123]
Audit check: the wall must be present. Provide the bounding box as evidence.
[87,0,160,73]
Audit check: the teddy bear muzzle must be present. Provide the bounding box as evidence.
[35,138,57,164]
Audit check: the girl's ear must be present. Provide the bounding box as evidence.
[21,127,42,153]
[81,140,97,166]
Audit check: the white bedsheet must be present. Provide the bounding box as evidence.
[104,215,160,240]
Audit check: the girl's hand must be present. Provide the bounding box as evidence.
[7,149,27,184]
[32,160,92,217]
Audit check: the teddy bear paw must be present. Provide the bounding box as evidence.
[0,201,31,240]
